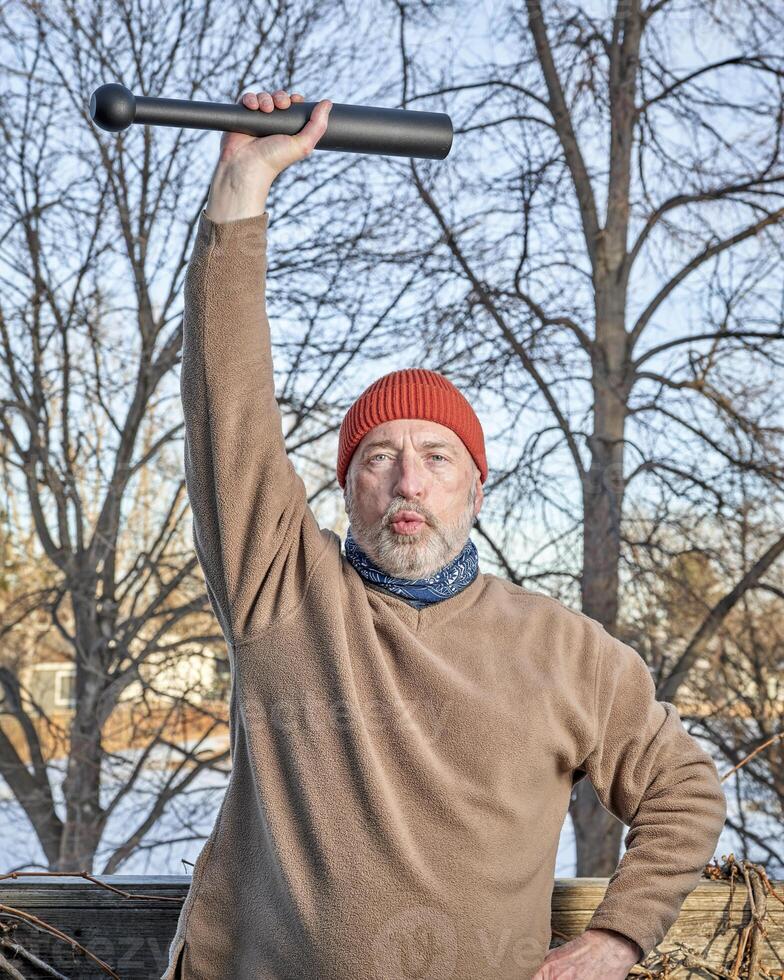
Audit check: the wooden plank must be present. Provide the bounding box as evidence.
[0,876,190,909]
[0,876,781,977]
[550,877,784,973]
[552,876,755,908]
[0,877,188,978]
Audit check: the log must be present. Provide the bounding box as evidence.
[0,875,781,978]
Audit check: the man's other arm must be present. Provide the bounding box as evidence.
[577,631,727,962]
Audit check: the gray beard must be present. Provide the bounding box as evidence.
[344,481,477,580]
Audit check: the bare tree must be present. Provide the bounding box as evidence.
[702,604,784,874]
[0,0,368,872]
[347,0,784,874]
[2,0,782,884]
[620,471,784,874]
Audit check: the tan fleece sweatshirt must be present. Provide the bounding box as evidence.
[162,209,727,980]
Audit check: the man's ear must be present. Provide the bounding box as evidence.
[343,460,353,506]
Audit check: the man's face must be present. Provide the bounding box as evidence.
[343,418,484,579]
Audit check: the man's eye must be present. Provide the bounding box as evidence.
[430,454,446,462]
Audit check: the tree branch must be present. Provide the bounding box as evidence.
[629,175,784,267]
[630,207,784,349]
[633,329,784,369]
[526,0,602,268]
[658,532,784,701]
[408,164,587,481]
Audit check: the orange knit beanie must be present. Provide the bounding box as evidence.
[337,368,487,489]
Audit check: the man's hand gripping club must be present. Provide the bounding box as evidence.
[206,86,333,223]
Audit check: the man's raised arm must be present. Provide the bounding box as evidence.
[181,87,333,645]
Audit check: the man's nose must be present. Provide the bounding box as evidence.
[392,454,427,500]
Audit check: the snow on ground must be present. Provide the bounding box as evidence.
[0,735,779,878]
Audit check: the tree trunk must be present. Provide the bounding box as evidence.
[58,713,104,871]
[570,778,625,876]
[573,283,632,875]
[57,594,106,871]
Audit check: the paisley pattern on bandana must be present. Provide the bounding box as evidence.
[343,525,479,609]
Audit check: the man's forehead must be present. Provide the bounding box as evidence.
[357,420,460,449]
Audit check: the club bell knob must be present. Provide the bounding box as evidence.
[90,83,136,132]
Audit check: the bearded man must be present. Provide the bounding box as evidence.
[164,86,726,980]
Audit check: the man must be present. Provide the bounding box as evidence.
[164,86,727,980]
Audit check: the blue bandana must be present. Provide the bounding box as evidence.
[343,526,479,609]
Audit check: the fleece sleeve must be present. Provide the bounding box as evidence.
[578,631,727,961]
[180,209,330,645]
